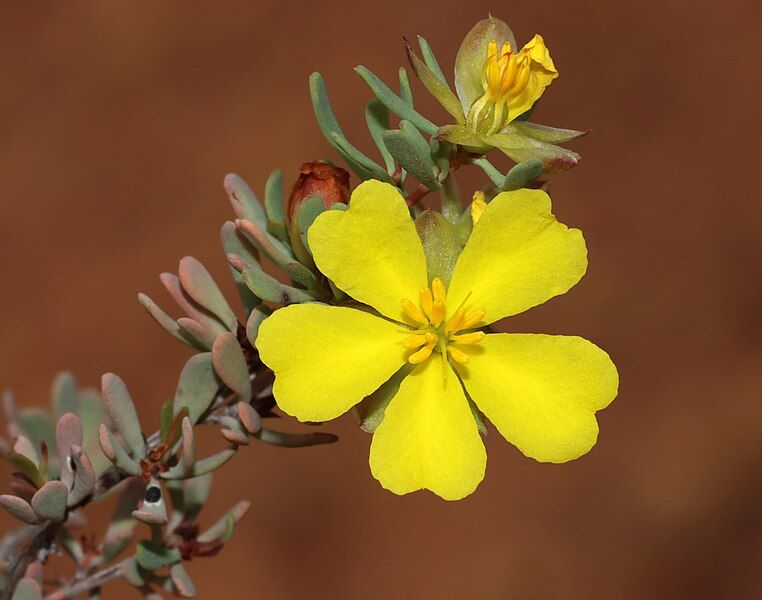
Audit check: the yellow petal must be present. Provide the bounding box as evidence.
[506,34,558,124]
[457,333,618,463]
[369,359,486,500]
[308,180,428,321]
[447,188,587,325]
[256,304,407,422]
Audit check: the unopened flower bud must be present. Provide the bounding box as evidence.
[286,161,350,222]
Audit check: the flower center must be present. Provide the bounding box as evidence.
[400,277,485,368]
[466,39,531,136]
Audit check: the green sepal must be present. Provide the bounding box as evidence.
[504,158,545,190]
[415,210,462,285]
[404,37,464,122]
[483,132,581,173]
[353,364,413,433]
[509,121,587,143]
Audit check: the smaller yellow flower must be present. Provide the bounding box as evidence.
[256,181,618,500]
[406,17,583,172]
[466,35,557,135]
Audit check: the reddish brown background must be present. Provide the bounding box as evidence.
[1,1,760,598]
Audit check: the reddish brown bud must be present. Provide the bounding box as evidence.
[286,161,350,222]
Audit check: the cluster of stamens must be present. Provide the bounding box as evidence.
[401,278,485,368]
[466,39,531,135]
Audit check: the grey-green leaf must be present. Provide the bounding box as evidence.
[212,333,252,401]
[173,353,220,424]
[178,257,238,332]
[31,480,68,522]
[383,121,440,190]
[355,66,438,136]
[101,374,145,459]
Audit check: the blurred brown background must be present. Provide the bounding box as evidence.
[1,1,760,598]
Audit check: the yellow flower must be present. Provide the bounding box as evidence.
[406,17,583,172]
[464,34,557,136]
[256,181,618,500]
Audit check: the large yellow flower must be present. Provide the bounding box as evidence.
[256,181,618,500]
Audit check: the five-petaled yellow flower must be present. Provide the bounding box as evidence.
[257,181,618,500]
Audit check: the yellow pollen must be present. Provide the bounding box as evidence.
[401,280,486,368]
[467,38,533,135]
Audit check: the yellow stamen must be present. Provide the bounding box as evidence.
[403,334,429,350]
[460,308,486,329]
[408,343,434,364]
[430,299,445,327]
[419,286,433,320]
[401,298,427,326]
[507,60,531,96]
[450,331,485,345]
[444,307,465,336]
[448,347,471,364]
[400,280,485,368]
[431,278,446,304]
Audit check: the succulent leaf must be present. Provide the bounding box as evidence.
[178,257,239,332]
[173,353,220,424]
[101,374,146,459]
[31,480,68,522]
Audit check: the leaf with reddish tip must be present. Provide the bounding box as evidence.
[101,374,145,459]
[170,563,197,598]
[162,448,235,480]
[220,221,262,314]
[138,293,205,350]
[98,425,140,476]
[55,412,83,489]
[508,121,587,144]
[67,445,95,506]
[12,435,39,468]
[235,219,319,290]
[31,480,68,522]
[255,428,338,448]
[173,353,220,424]
[51,372,77,416]
[245,304,270,346]
[160,273,228,338]
[198,500,250,543]
[164,406,190,449]
[6,452,44,489]
[176,317,217,350]
[178,256,238,332]
[0,495,41,524]
[484,131,581,173]
[212,333,252,401]
[163,417,196,479]
[237,402,261,435]
[223,173,267,227]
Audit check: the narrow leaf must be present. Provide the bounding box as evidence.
[101,374,145,459]
[173,353,220,424]
[404,37,464,122]
[178,257,238,332]
[383,121,440,189]
[212,333,252,400]
[355,66,438,135]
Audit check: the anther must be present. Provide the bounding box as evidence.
[408,343,434,365]
[448,347,471,364]
[401,298,427,326]
[403,334,429,350]
[460,308,486,329]
[430,299,445,327]
[450,331,485,345]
